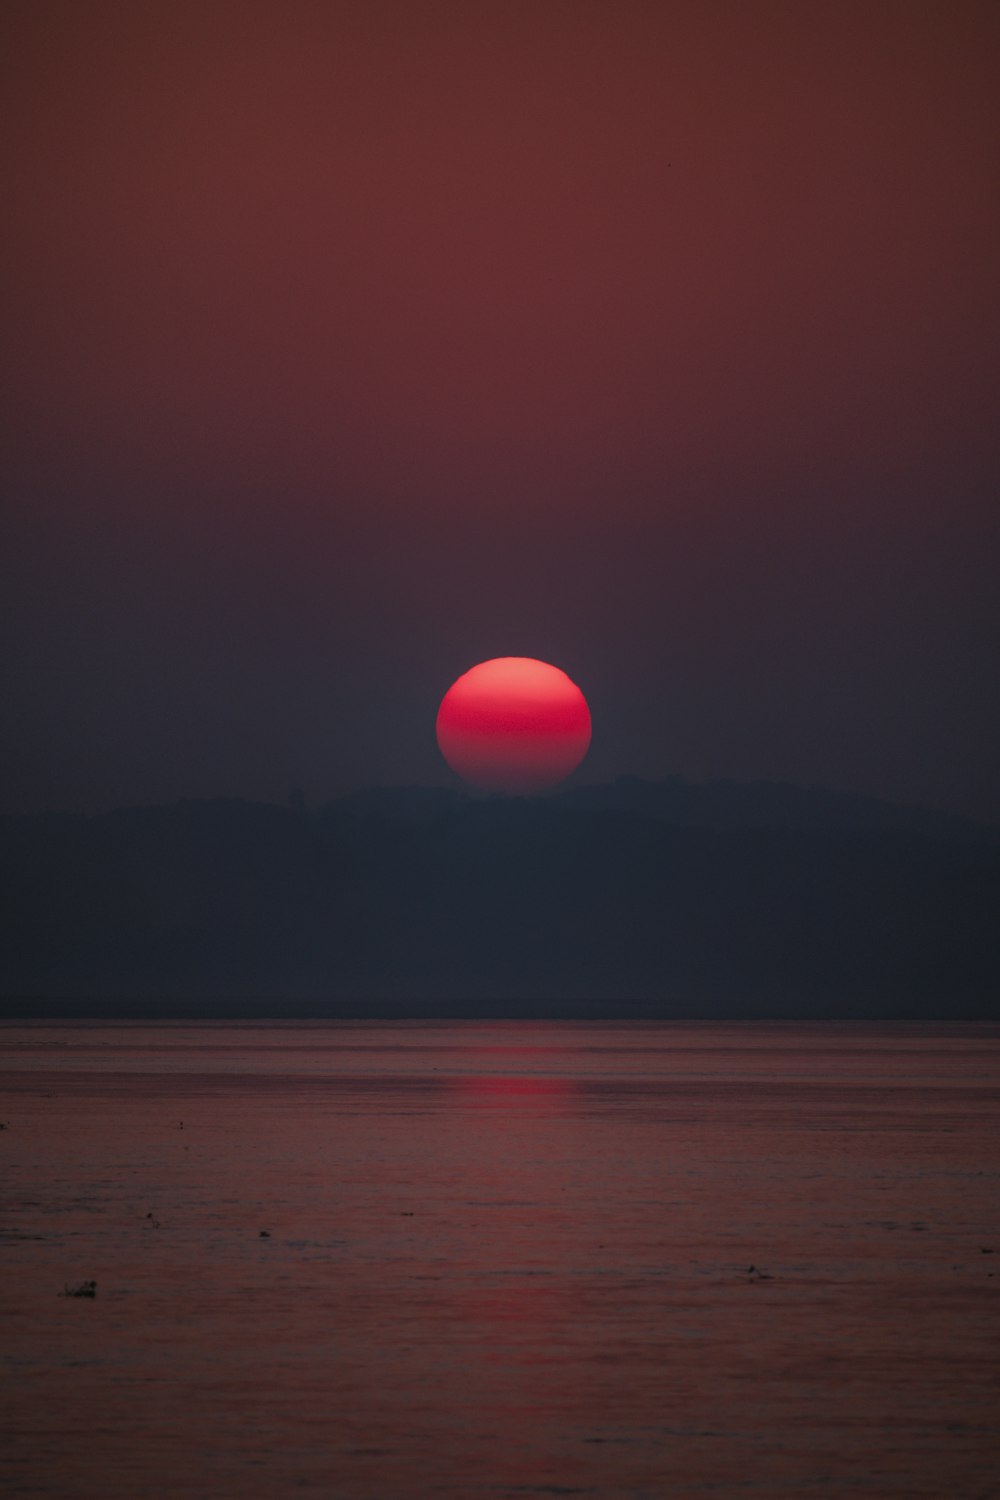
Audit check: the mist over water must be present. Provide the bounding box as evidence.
[2,1022,999,1497]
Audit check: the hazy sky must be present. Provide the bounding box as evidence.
[3,0,998,818]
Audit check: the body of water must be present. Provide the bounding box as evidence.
[2,1021,998,1497]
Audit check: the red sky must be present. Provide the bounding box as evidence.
[3,1,999,817]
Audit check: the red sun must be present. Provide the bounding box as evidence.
[436,657,592,795]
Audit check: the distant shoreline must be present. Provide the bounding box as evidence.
[3,1000,999,1026]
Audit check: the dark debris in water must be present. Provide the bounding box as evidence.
[62,1280,97,1298]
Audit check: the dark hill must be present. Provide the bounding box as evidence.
[556,775,996,840]
[1,780,997,1018]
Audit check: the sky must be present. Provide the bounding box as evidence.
[3,0,998,821]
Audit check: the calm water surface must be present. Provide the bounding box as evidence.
[2,1021,999,1498]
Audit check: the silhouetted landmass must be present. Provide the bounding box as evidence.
[557,775,996,840]
[1,779,997,1019]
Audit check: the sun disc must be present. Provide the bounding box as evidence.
[436,657,591,795]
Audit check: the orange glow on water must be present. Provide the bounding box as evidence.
[436,657,591,795]
[450,1073,578,1109]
